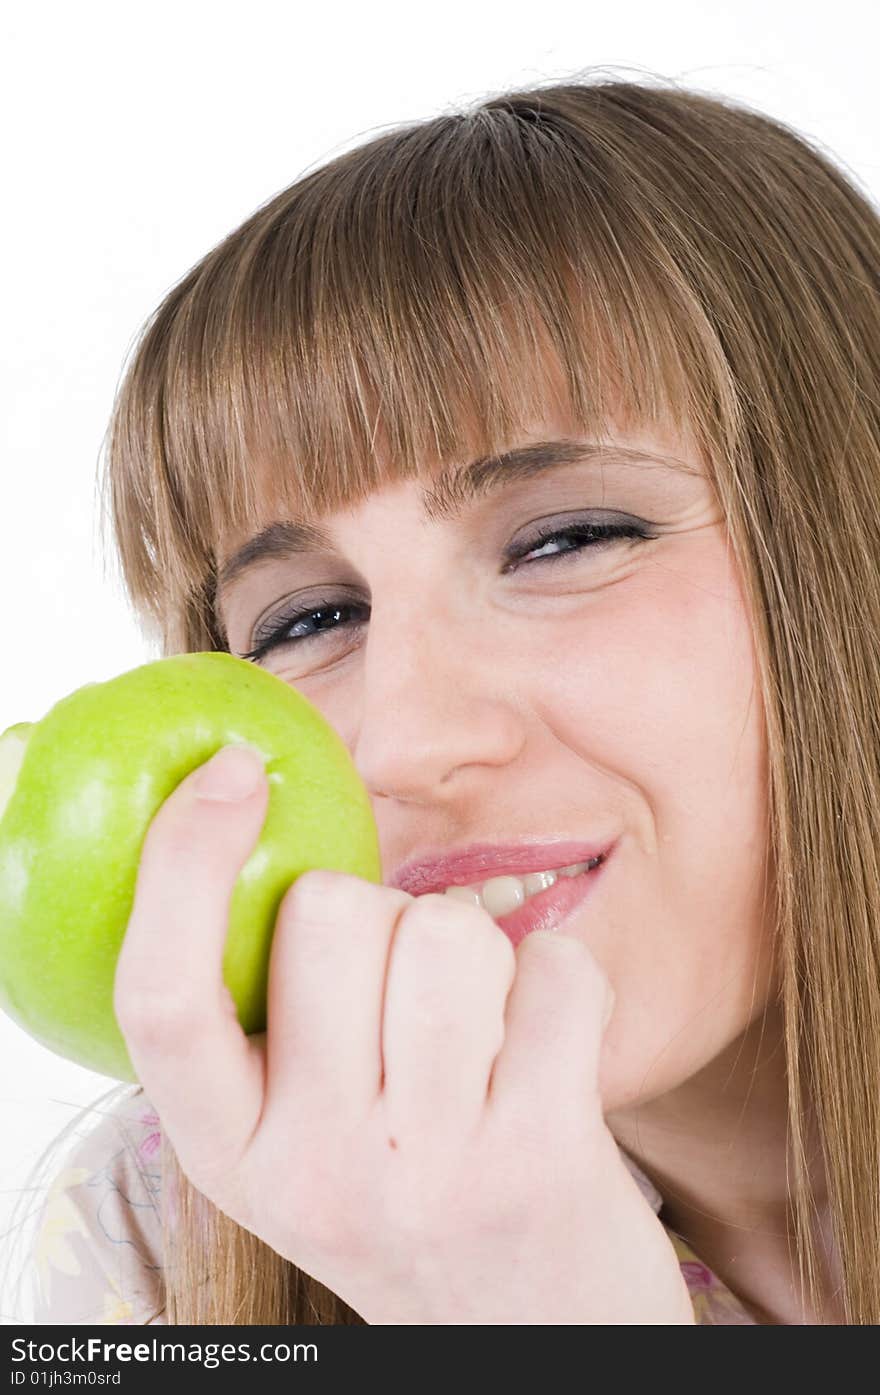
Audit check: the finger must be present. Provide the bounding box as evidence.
[381,894,516,1143]
[113,743,269,1191]
[262,868,410,1123]
[486,931,613,1146]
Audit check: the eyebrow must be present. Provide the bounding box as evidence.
[216,438,695,596]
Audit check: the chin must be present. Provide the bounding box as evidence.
[596,1027,700,1118]
[597,1060,648,1117]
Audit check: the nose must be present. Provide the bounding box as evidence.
[350,594,526,803]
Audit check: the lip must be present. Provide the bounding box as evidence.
[490,848,615,948]
[389,836,618,898]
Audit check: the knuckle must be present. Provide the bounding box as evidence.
[113,984,202,1049]
[457,1163,530,1235]
[487,1096,567,1162]
[142,795,203,855]
[376,1162,449,1243]
[306,1195,362,1262]
[279,869,407,942]
[401,895,515,978]
[141,774,257,866]
[400,892,489,943]
[518,926,588,964]
[517,929,607,992]
[134,819,208,898]
[284,1158,368,1264]
[392,903,510,1030]
[283,867,360,920]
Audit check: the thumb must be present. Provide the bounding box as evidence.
[113,742,269,1186]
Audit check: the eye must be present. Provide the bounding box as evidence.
[501,515,655,572]
[239,596,369,666]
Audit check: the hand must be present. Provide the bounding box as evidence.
[114,746,695,1324]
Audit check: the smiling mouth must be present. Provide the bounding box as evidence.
[439,853,607,918]
[438,846,615,950]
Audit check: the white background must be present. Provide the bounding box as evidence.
[1,0,877,1323]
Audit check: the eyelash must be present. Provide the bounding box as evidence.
[239,519,654,665]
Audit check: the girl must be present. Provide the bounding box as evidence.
[19,71,880,1324]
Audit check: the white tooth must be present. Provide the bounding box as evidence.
[443,884,482,906]
[558,861,590,878]
[522,869,558,895]
[440,862,592,914]
[479,875,527,918]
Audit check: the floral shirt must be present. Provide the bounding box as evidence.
[30,1086,756,1325]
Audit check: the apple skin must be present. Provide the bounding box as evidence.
[0,651,382,1082]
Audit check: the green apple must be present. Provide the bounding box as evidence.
[0,651,382,1082]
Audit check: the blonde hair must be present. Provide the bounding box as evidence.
[91,70,880,1323]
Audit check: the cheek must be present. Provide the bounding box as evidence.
[530,549,774,1109]
[530,546,767,855]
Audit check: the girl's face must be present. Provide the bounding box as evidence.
[217,412,775,1114]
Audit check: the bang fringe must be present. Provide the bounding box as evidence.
[103,98,738,645]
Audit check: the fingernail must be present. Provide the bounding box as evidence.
[193,744,265,801]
